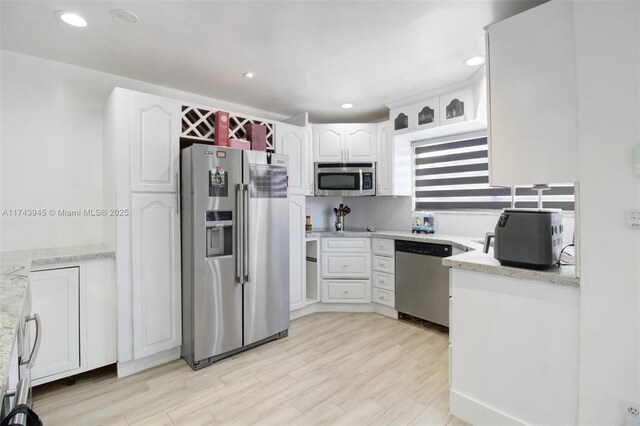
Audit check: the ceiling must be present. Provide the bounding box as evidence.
[1,1,544,122]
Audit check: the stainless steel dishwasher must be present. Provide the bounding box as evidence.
[395,240,451,327]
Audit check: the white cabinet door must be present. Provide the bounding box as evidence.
[314,125,344,162]
[390,105,414,134]
[304,125,314,195]
[376,121,392,196]
[373,255,395,275]
[372,238,395,257]
[130,92,180,193]
[322,237,371,253]
[345,124,377,162]
[30,267,80,380]
[322,279,371,303]
[85,258,117,370]
[487,0,578,186]
[440,88,473,126]
[276,122,308,196]
[373,287,395,308]
[289,195,306,311]
[412,97,440,130]
[131,193,181,359]
[321,253,371,278]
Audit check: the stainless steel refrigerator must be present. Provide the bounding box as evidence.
[181,143,289,370]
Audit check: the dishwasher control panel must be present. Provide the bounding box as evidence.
[395,240,451,258]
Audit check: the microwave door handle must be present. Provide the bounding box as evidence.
[359,169,363,195]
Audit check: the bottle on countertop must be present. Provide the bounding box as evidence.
[305,208,312,232]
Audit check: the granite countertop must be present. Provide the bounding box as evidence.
[442,249,579,287]
[306,229,483,252]
[306,229,578,287]
[0,244,114,396]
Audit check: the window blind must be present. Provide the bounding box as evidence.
[413,136,575,211]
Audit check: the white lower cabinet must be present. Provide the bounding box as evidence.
[372,270,394,292]
[372,238,396,309]
[322,279,371,303]
[321,253,371,278]
[321,238,372,304]
[131,193,181,359]
[372,287,394,308]
[30,267,80,381]
[29,258,116,386]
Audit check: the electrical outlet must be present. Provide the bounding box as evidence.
[622,399,640,423]
[628,210,640,229]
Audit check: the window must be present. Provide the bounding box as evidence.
[413,134,575,211]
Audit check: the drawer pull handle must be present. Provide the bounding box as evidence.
[344,290,349,294]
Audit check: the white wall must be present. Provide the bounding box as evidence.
[0,51,285,251]
[573,2,640,424]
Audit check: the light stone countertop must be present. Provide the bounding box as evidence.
[442,249,579,287]
[0,244,114,397]
[306,229,483,253]
[306,229,578,286]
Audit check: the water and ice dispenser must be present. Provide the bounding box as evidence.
[205,211,233,257]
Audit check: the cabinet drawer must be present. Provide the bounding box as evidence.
[373,255,395,274]
[372,238,395,257]
[373,287,395,308]
[373,270,394,291]
[322,237,370,253]
[322,279,371,304]
[322,254,371,278]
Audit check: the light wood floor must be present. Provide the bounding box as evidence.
[33,312,467,426]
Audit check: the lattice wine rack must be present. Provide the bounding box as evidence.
[181,105,275,152]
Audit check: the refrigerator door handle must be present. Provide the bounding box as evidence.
[236,184,244,284]
[243,184,250,283]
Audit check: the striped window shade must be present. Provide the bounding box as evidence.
[413,135,575,211]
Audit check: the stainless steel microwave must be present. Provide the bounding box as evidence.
[314,163,375,196]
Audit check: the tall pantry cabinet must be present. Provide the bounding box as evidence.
[104,88,182,376]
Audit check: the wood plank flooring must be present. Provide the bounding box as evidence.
[32,312,467,426]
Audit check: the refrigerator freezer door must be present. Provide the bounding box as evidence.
[242,151,290,346]
[186,144,244,363]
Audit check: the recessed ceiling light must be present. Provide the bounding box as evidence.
[111,9,139,24]
[341,103,354,109]
[56,11,89,28]
[465,56,485,66]
[243,72,257,79]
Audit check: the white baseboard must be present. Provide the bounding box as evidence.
[374,304,398,319]
[117,347,181,378]
[450,389,525,426]
[290,302,398,320]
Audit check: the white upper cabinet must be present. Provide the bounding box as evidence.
[389,105,414,135]
[389,87,478,136]
[412,97,440,130]
[314,125,344,162]
[314,124,377,163]
[440,88,473,126]
[276,122,313,196]
[486,1,578,186]
[376,120,412,197]
[344,124,377,162]
[130,92,181,193]
[377,121,392,196]
[131,193,181,360]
